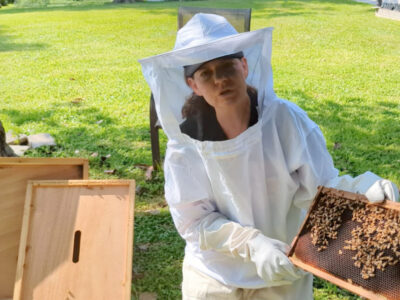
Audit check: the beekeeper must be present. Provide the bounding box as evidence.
[139,13,399,300]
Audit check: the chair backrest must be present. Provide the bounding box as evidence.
[178,7,251,32]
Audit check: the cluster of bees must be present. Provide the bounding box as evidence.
[344,205,400,279]
[307,192,400,280]
[307,194,359,251]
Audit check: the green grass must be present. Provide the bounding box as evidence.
[133,210,185,299]
[0,0,399,299]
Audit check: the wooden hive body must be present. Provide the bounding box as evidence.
[0,158,88,300]
[13,180,135,300]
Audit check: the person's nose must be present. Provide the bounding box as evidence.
[213,68,230,85]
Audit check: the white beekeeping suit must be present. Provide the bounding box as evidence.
[139,13,399,299]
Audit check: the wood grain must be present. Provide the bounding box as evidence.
[290,254,388,300]
[13,180,135,300]
[0,158,88,299]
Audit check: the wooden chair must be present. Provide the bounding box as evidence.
[149,7,252,169]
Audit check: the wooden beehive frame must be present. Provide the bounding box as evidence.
[0,158,88,300]
[13,180,135,300]
[289,186,400,300]
[0,158,89,173]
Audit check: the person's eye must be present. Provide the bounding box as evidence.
[199,71,211,81]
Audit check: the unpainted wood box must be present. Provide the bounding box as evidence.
[13,180,135,300]
[0,158,88,299]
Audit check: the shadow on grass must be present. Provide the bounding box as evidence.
[286,90,400,179]
[2,104,157,173]
[252,0,373,18]
[0,0,373,16]
[0,26,47,52]
[3,88,397,180]
[0,1,179,14]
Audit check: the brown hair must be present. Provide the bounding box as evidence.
[181,85,257,119]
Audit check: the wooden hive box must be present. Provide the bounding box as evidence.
[0,158,88,300]
[288,186,400,300]
[13,180,135,300]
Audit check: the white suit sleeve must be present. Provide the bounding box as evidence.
[290,125,399,207]
[291,127,338,209]
[326,172,399,203]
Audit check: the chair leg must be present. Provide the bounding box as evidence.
[150,94,161,170]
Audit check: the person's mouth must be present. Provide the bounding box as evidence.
[220,89,234,96]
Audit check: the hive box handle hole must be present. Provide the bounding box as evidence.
[72,230,81,263]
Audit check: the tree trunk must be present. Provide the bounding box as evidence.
[113,0,134,3]
[0,121,17,157]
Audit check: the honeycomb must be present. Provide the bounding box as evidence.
[289,187,400,300]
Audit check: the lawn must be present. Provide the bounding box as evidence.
[0,0,399,299]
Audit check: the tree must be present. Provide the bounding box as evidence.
[0,121,16,157]
[113,0,135,3]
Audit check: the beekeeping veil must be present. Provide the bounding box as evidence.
[139,13,275,142]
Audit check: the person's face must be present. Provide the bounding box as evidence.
[186,57,249,109]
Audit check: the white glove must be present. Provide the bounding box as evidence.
[326,171,399,203]
[198,217,305,286]
[247,233,306,287]
[365,179,399,203]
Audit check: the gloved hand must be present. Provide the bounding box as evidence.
[327,171,399,204]
[365,179,399,203]
[247,233,306,287]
